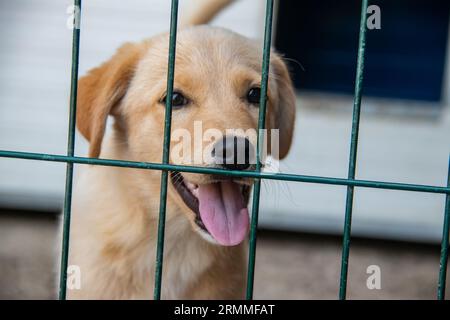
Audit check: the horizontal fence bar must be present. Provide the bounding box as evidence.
[1,150,449,195]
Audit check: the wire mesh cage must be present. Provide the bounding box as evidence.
[0,0,448,300]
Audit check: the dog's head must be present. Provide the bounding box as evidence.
[77,27,296,246]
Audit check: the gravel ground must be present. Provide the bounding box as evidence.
[0,211,448,300]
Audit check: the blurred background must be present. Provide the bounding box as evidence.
[0,0,449,299]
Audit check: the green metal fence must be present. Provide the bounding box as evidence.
[0,0,449,300]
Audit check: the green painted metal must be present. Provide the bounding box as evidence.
[154,0,179,300]
[1,150,450,195]
[246,0,274,300]
[339,0,369,300]
[438,157,450,300]
[1,0,450,301]
[58,0,81,301]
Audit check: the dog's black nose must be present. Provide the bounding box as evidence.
[212,136,254,171]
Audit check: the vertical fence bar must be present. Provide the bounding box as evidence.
[339,0,369,300]
[59,0,82,300]
[153,0,179,300]
[438,156,450,300]
[246,0,274,300]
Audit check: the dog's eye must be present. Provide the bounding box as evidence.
[246,87,261,105]
[162,91,189,108]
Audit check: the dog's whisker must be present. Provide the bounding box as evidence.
[282,56,306,72]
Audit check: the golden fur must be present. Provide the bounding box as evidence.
[66,0,296,299]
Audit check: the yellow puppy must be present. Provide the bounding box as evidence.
[67,0,296,299]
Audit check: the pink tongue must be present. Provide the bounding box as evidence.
[198,181,249,246]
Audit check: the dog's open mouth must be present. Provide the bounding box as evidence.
[170,171,251,246]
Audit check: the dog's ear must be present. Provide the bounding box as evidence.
[269,55,296,159]
[77,42,144,158]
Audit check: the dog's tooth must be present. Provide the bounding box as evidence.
[186,181,199,196]
[186,181,195,190]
